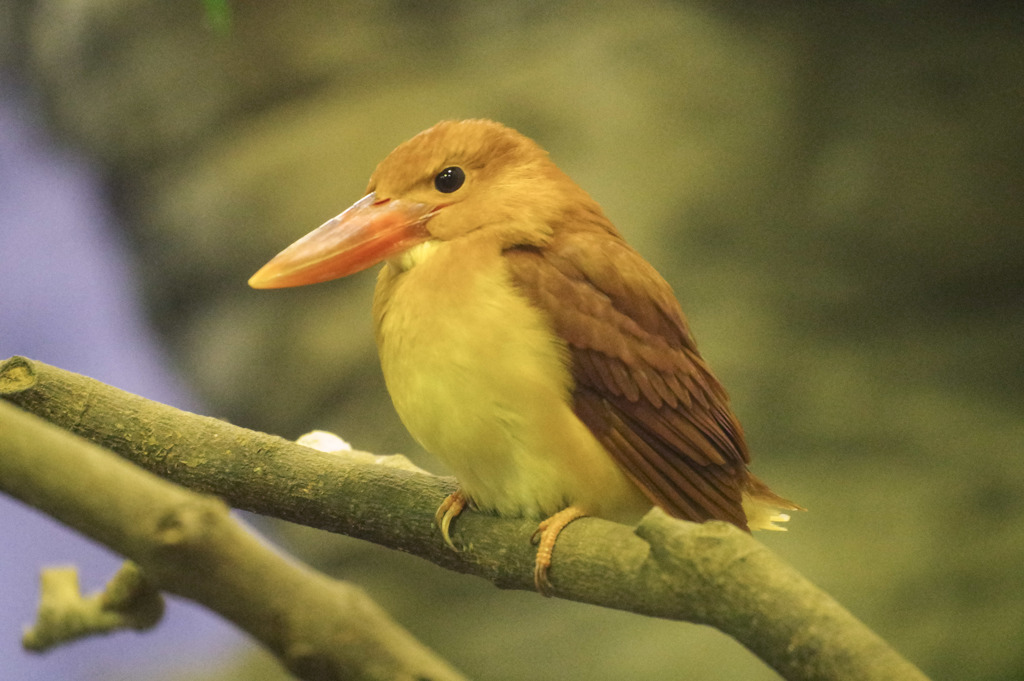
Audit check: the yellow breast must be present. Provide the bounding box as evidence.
[372,233,650,522]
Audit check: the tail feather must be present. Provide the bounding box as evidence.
[742,474,804,531]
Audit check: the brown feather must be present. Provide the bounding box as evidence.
[504,204,753,529]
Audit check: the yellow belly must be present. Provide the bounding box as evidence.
[373,236,650,522]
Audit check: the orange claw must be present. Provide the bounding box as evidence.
[531,506,588,595]
[435,489,469,551]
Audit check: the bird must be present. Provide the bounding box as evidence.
[249,119,800,593]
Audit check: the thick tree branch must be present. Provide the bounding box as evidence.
[0,356,930,681]
[0,390,466,681]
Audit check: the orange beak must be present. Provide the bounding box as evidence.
[248,192,436,289]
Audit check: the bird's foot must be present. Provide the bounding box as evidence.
[435,489,469,551]
[531,506,588,596]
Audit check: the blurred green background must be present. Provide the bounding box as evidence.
[3,1,1022,679]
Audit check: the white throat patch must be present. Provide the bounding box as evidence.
[391,240,441,272]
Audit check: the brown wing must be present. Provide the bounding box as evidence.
[504,219,751,529]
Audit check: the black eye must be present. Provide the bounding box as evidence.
[434,166,465,193]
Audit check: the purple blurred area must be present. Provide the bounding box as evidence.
[1,82,245,681]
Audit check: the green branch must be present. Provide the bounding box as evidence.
[0,365,465,681]
[0,356,930,681]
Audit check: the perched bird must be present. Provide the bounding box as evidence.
[249,119,800,593]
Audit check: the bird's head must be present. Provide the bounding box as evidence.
[249,119,592,289]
